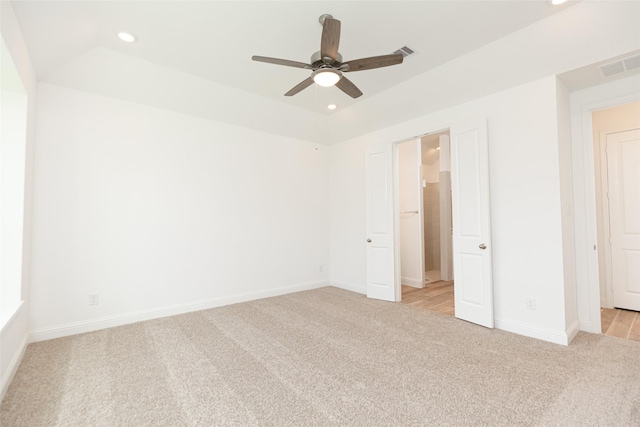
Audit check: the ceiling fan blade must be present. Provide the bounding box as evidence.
[335,76,363,99]
[252,56,312,69]
[284,77,314,96]
[320,18,341,62]
[341,54,404,72]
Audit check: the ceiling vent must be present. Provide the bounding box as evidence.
[598,54,640,78]
[393,46,415,58]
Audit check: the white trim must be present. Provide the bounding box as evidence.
[579,320,595,334]
[0,300,24,333]
[598,130,614,309]
[494,318,572,346]
[401,276,423,288]
[566,319,581,344]
[570,76,640,335]
[0,333,28,401]
[331,280,366,295]
[29,280,328,343]
[0,301,28,401]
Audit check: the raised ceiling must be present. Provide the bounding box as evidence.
[9,1,640,144]
[12,1,571,113]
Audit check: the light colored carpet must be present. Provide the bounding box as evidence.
[2,287,640,426]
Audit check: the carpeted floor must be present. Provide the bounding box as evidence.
[2,287,640,426]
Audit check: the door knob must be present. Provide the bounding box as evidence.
[367,239,372,243]
[479,243,487,250]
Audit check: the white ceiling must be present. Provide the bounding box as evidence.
[9,1,640,144]
[12,0,571,113]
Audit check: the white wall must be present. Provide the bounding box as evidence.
[29,83,330,340]
[0,1,37,400]
[331,76,573,344]
[569,75,640,333]
[398,140,423,288]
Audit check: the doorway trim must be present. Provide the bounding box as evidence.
[571,87,640,334]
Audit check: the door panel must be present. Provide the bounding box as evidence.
[366,143,397,301]
[608,129,640,311]
[451,118,494,328]
[460,253,484,305]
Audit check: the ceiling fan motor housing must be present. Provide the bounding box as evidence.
[311,51,342,69]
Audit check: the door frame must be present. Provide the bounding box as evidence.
[571,92,640,334]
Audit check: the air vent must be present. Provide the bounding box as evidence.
[598,54,640,78]
[624,54,640,71]
[393,46,415,58]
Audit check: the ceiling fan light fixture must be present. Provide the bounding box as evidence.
[313,68,341,87]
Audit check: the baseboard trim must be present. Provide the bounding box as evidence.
[1,300,25,332]
[566,319,581,344]
[401,276,423,288]
[29,280,328,343]
[0,333,28,402]
[579,320,599,334]
[331,280,366,295]
[494,318,571,346]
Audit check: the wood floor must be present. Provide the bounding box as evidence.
[601,307,640,342]
[401,281,454,315]
[402,284,640,342]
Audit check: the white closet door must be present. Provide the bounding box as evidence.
[365,143,397,302]
[450,118,494,328]
[607,129,640,311]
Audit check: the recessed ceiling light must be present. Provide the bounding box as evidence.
[117,32,137,43]
[548,0,568,5]
[327,104,338,110]
[436,146,441,150]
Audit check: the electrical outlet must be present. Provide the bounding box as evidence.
[89,293,99,306]
[526,297,536,311]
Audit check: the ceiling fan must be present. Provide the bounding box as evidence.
[252,14,404,99]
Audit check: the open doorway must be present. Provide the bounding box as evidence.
[365,118,492,327]
[397,131,455,315]
[592,101,640,341]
